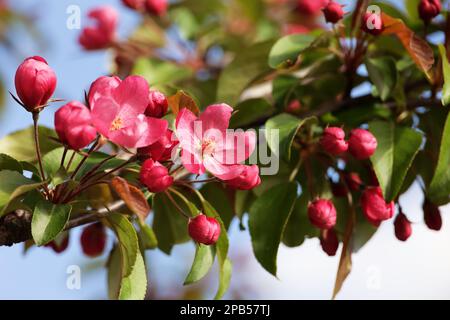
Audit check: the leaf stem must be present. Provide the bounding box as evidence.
[32,112,50,196]
[164,190,190,219]
[69,136,100,180]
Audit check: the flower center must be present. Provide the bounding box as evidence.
[201,138,216,157]
[110,117,123,131]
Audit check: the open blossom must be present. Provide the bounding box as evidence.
[175,104,256,180]
[361,187,395,226]
[89,75,168,148]
[55,101,97,150]
[79,6,118,50]
[138,129,178,162]
[15,56,57,112]
[225,165,261,190]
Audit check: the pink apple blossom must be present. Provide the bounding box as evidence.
[89,75,168,148]
[175,104,256,180]
[79,6,118,50]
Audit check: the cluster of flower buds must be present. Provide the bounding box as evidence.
[418,0,441,24]
[320,127,377,159]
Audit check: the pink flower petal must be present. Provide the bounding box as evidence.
[203,156,244,180]
[181,150,205,175]
[113,75,149,117]
[199,104,233,134]
[176,108,201,155]
[215,130,256,164]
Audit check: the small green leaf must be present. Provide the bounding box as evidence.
[249,182,298,276]
[138,222,158,250]
[366,57,398,101]
[107,213,139,278]
[0,126,60,162]
[184,244,216,285]
[265,113,316,161]
[268,33,317,69]
[428,111,450,205]
[31,200,71,246]
[0,153,22,172]
[0,170,46,216]
[370,121,423,202]
[118,251,147,300]
[439,45,450,106]
[217,40,275,105]
[107,245,122,300]
[214,258,232,300]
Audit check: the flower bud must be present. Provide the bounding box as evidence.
[188,214,221,245]
[145,0,167,16]
[145,90,168,118]
[46,233,69,254]
[79,6,118,50]
[348,128,377,160]
[286,100,301,114]
[139,158,173,193]
[361,12,384,36]
[320,127,348,155]
[394,213,412,241]
[122,0,144,10]
[308,199,337,229]
[55,101,97,150]
[225,165,261,190]
[345,172,363,191]
[361,187,394,226]
[423,199,442,231]
[80,223,107,257]
[418,0,441,23]
[14,56,57,112]
[322,1,344,23]
[138,129,178,162]
[320,228,339,256]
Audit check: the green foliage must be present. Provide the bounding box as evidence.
[366,57,398,102]
[268,33,318,69]
[31,200,71,246]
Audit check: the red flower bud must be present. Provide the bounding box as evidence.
[296,0,327,16]
[345,172,363,191]
[80,223,107,257]
[55,101,97,150]
[188,214,221,245]
[394,213,412,241]
[423,199,442,231]
[46,233,69,254]
[225,165,261,190]
[320,228,339,256]
[139,158,173,193]
[14,56,57,112]
[286,100,301,114]
[361,187,394,226]
[145,90,169,118]
[320,127,348,155]
[361,12,384,36]
[418,0,441,23]
[138,129,178,162]
[348,128,377,160]
[308,199,337,229]
[79,6,118,50]
[322,1,344,24]
[122,0,144,10]
[145,0,167,16]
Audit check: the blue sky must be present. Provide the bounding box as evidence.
[0,0,450,300]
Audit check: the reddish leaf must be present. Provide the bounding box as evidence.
[167,91,200,116]
[111,177,150,223]
[381,13,435,80]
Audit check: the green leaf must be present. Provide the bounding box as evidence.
[202,200,230,300]
[118,251,147,300]
[249,182,298,276]
[282,193,318,247]
[107,245,122,300]
[439,45,450,106]
[0,153,22,172]
[107,213,139,278]
[0,170,46,216]
[0,126,59,162]
[200,183,234,228]
[133,58,193,86]
[369,121,423,202]
[265,113,316,161]
[138,222,158,250]
[184,244,216,285]
[152,193,190,254]
[229,98,275,128]
[268,33,317,69]
[217,40,274,105]
[366,57,398,101]
[31,200,71,246]
[428,111,450,205]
